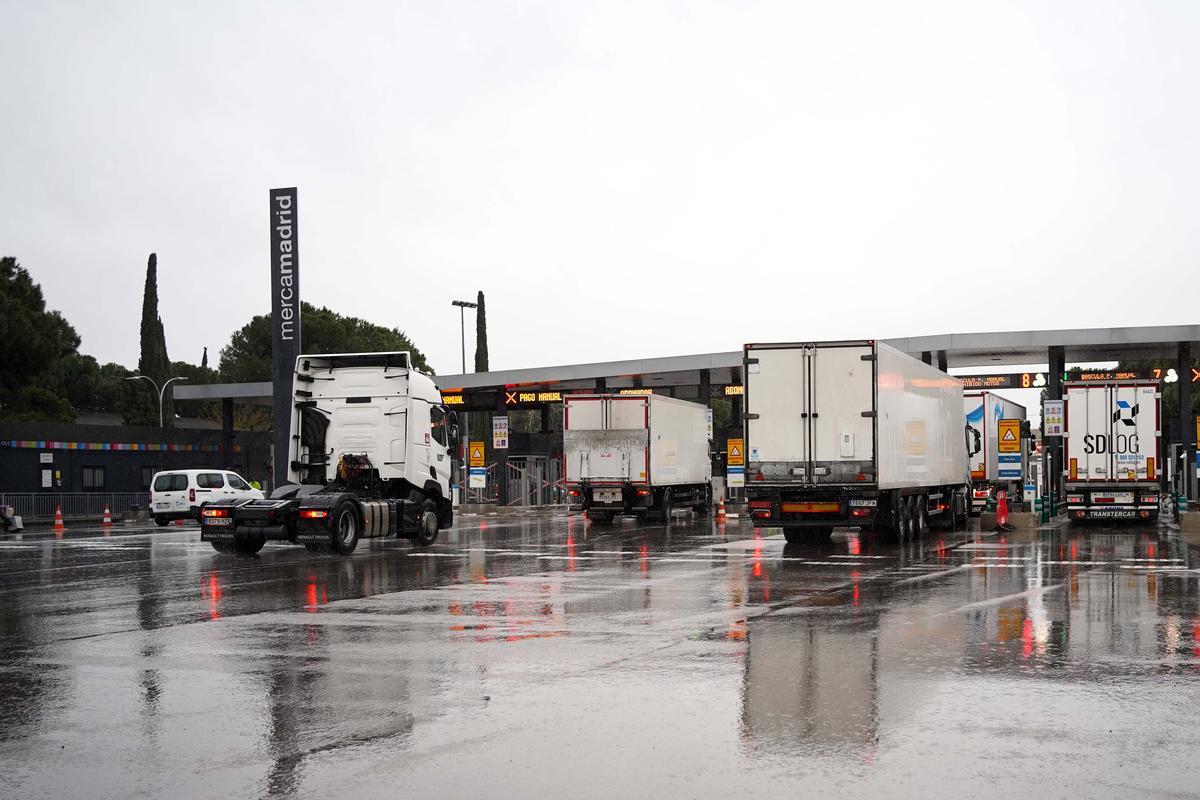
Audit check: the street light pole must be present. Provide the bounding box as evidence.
[451,299,477,372]
[125,375,189,428]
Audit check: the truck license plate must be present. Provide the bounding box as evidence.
[205,517,233,526]
[595,490,621,503]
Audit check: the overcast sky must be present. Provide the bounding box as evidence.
[2,1,1198,377]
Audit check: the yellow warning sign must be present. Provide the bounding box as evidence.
[998,419,1021,453]
[727,438,744,467]
[469,441,485,467]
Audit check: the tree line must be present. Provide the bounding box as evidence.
[0,254,440,427]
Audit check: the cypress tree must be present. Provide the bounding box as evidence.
[474,291,488,372]
[133,253,173,425]
[201,346,208,370]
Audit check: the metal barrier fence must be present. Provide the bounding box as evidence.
[505,457,567,506]
[0,493,148,520]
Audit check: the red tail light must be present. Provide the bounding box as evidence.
[201,508,229,518]
[751,509,772,519]
[856,472,867,481]
[754,473,765,481]
[851,508,872,517]
[568,489,580,497]
[189,488,196,503]
[300,509,329,519]
[748,501,773,509]
[636,489,652,497]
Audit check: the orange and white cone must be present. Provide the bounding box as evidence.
[102,507,113,526]
[53,505,67,532]
[716,499,727,524]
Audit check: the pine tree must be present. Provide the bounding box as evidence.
[130,253,173,425]
[474,291,488,372]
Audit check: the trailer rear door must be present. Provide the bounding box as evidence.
[563,396,650,484]
[747,342,875,484]
[1066,383,1159,482]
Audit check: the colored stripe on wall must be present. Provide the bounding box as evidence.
[1,440,242,453]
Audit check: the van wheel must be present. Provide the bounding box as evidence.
[331,502,360,555]
[154,515,170,527]
[412,500,439,546]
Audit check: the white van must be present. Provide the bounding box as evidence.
[150,470,264,526]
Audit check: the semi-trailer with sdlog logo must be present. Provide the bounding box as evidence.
[1063,379,1161,521]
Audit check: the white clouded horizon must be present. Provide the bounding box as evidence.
[2,1,1197,376]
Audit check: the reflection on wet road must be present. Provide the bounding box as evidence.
[2,514,1199,798]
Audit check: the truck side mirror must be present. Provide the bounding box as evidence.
[449,424,460,443]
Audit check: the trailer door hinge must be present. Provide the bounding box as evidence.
[295,390,313,398]
[861,411,876,418]
[744,413,760,421]
[743,357,759,366]
[860,354,876,362]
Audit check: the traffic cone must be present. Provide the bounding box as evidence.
[716,499,727,524]
[53,505,66,532]
[996,489,1012,531]
[102,507,112,526]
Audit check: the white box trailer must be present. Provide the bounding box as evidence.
[964,392,1027,513]
[1063,380,1161,522]
[564,393,713,523]
[744,340,970,544]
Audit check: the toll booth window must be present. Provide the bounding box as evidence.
[431,406,448,447]
[82,466,105,490]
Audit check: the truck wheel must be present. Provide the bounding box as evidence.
[701,485,714,513]
[210,540,236,554]
[588,510,613,525]
[154,515,170,527]
[660,488,674,523]
[898,497,914,542]
[915,497,929,539]
[331,502,360,555]
[412,500,439,546]
[234,532,266,555]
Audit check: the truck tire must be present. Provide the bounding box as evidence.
[154,515,170,527]
[659,488,674,523]
[234,532,266,555]
[412,500,439,546]
[331,501,360,555]
[588,510,613,525]
[700,485,714,513]
[897,497,914,543]
[915,496,929,539]
[210,540,236,554]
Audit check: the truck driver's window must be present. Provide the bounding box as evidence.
[430,406,448,447]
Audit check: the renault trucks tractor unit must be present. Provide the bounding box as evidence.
[200,352,455,555]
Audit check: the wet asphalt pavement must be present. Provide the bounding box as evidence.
[2,513,1199,799]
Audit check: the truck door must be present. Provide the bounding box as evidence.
[429,405,452,491]
[808,343,875,484]
[1111,384,1157,482]
[563,396,648,484]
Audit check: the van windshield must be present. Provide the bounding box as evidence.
[153,474,188,492]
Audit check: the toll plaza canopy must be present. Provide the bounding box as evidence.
[175,323,1200,403]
